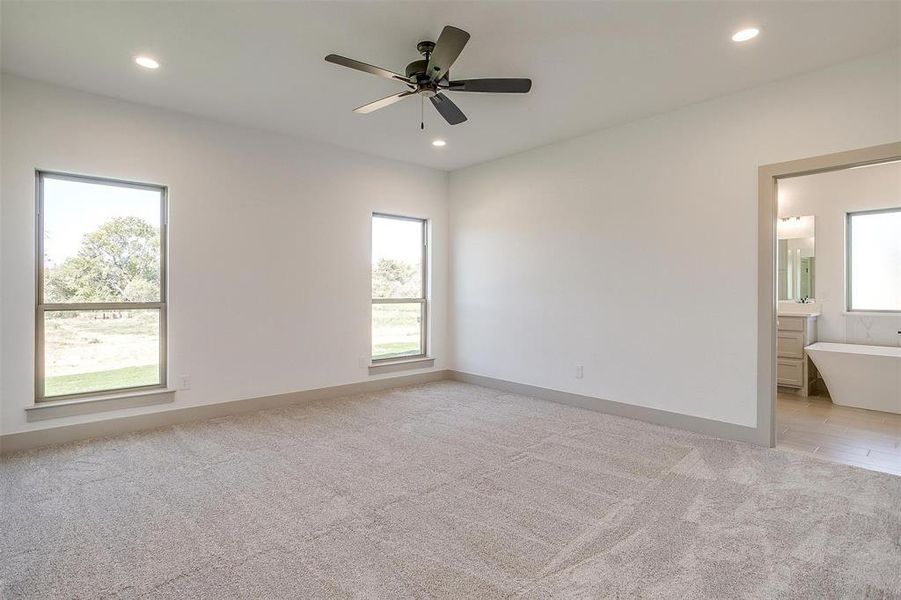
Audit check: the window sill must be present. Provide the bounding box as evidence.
[842,311,901,317]
[25,388,176,422]
[368,357,435,375]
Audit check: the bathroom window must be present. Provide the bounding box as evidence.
[36,172,168,400]
[371,213,428,361]
[847,207,901,312]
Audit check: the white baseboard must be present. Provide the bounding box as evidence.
[0,370,450,454]
[448,370,765,446]
[1,368,765,454]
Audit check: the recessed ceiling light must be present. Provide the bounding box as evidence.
[134,56,160,69]
[732,28,760,42]
[431,139,446,147]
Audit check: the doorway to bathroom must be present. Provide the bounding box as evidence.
[759,143,901,476]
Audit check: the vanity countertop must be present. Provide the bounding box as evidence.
[777,311,821,318]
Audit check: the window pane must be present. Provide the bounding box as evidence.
[372,303,423,359]
[42,177,163,303]
[372,215,424,299]
[849,210,901,311]
[43,309,161,397]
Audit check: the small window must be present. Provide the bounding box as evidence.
[371,214,427,361]
[847,207,901,312]
[36,172,167,400]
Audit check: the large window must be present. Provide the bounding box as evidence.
[847,207,901,312]
[36,172,167,400]
[371,214,427,361]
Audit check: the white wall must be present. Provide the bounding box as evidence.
[449,50,900,428]
[0,74,449,435]
[779,162,901,347]
[2,48,899,439]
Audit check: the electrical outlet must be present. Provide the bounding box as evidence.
[575,365,583,379]
[180,375,191,390]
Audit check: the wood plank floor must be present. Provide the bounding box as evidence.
[777,392,901,476]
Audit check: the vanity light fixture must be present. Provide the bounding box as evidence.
[732,28,760,42]
[134,55,160,70]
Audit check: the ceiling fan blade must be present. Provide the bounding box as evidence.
[353,91,416,114]
[446,78,532,93]
[429,93,467,125]
[426,26,470,82]
[325,54,411,85]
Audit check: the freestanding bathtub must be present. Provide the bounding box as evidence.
[805,342,901,414]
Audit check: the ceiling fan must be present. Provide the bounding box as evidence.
[325,25,531,126]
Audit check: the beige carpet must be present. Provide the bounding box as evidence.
[2,381,900,598]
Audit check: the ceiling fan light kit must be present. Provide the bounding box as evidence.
[325,25,532,127]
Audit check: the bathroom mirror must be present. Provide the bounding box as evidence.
[777,215,815,301]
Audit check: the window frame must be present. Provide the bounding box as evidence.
[370,212,428,363]
[35,170,169,402]
[846,206,901,314]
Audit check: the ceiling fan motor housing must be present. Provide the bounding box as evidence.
[408,40,437,84]
[407,50,446,97]
[405,59,428,79]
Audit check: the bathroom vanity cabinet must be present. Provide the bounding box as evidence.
[776,314,818,396]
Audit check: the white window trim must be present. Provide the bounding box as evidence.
[34,171,169,403]
[371,213,429,363]
[845,206,901,314]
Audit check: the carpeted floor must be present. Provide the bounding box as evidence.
[2,381,900,599]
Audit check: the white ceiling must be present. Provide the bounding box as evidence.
[2,1,898,171]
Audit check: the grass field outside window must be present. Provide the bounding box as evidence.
[43,306,161,397]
